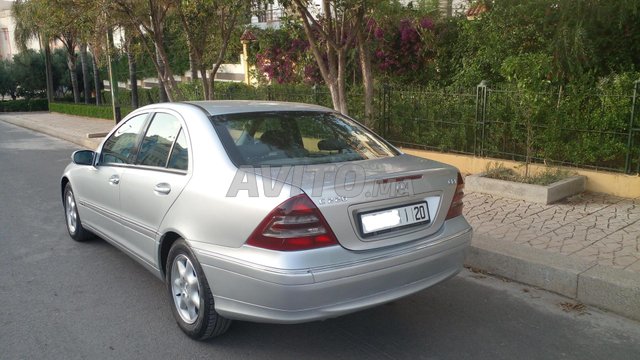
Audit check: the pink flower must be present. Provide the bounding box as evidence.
[374,27,384,40]
[420,17,434,30]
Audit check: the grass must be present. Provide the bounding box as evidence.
[483,162,570,186]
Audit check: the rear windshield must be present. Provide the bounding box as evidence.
[211,111,399,166]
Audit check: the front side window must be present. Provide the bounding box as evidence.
[212,111,399,166]
[136,113,182,168]
[101,114,148,164]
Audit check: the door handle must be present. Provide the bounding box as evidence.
[109,175,120,185]
[153,183,171,195]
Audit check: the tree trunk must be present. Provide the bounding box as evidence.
[206,10,238,101]
[91,50,101,105]
[153,36,184,102]
[128,49,138,108]
[79,43,90,104]
[209,63,225,101]
[189,50,198,81]
[44,41,54,103]
[67,53,80,103]
[155,44,169,102]
[439,0,453,17]
[200,67,209,100]
[337,48,348,115]
[357,28,374,126]
[293,0,356,114]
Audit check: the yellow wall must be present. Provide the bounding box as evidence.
[402,148,640,199]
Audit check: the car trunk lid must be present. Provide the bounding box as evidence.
[256,154,460,251]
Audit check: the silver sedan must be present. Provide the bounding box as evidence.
[61,101,472,340]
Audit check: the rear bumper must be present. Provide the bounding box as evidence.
[194,219,472,324]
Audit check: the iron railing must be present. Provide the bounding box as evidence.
[104,80,640,174]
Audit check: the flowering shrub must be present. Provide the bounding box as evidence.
[368,16,439,84]
[252,24,321,85]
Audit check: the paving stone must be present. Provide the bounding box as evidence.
[613,255,639,267]
[463,191,640,273]
[625,260,640,272]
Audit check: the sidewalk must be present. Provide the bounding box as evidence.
[463,192,640,322]
[0,112,113,149]
[1,111,639,321]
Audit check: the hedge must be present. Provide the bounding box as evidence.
[0,99,49,112]
[79,78,640,173]
[49,102,133,120]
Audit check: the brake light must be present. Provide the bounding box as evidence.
[445,172,465,220]
[246,194,339,251]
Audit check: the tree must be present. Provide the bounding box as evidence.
[12,0,53,102]
[79,43,91,103]
[12,0,97,103]
[124,31,140,108]
[11,50,47,98]
[91,50,102,105]
[454,0,640,86]
[72,1,108,106]
[177,0,250,100]
[0,60,17,100]
[285,0,365,114]
[355,6,383,125]
[112,0,184,101]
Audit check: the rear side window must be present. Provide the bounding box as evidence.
[167,129,189,171]
[212,111,399,166]
[101,114,147,164]
[136,113,184,169]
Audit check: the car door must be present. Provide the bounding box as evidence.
[73,113,149,243]
[118,111,192,266]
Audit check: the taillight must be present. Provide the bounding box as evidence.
[246,194,339,251]
[445,172,465,220]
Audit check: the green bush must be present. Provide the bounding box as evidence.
[49,102,133,120]
[70,78,640,173]
[102,87,160,108]
[0,99,49,112]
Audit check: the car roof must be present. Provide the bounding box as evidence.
[183,100,334,116]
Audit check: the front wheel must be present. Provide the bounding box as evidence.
[63,183,92,242]
[166,239,231,340]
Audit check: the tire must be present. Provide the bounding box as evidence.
[166,239,231,340]
[63,183,92,242]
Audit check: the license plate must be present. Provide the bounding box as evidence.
[359,202,430,237]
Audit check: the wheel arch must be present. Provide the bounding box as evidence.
[159,231,184,279]
[61,176,70,201]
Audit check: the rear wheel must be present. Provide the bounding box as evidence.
[63,183,92,242]
[166,239,231,340]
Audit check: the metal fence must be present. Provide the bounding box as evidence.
[376,81,640,174]
[108,80,640,174]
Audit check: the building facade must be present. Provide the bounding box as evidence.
[0,1,40,61]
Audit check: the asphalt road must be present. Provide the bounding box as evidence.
[1,120,639,360]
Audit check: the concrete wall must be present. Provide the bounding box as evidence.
[402,148,640,198]
[104,55,250,90]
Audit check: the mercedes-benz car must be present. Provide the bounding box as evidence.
[61,101,472,340]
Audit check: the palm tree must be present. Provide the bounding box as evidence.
[12,0,54,102]
[13,0,86,103]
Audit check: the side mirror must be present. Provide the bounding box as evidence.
[72,150,96,166]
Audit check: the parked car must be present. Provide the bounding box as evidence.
[61,101,472,340]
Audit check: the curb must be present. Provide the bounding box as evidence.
[0,117,101,149]
[465,174,586,204]
[466,234,640,321]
